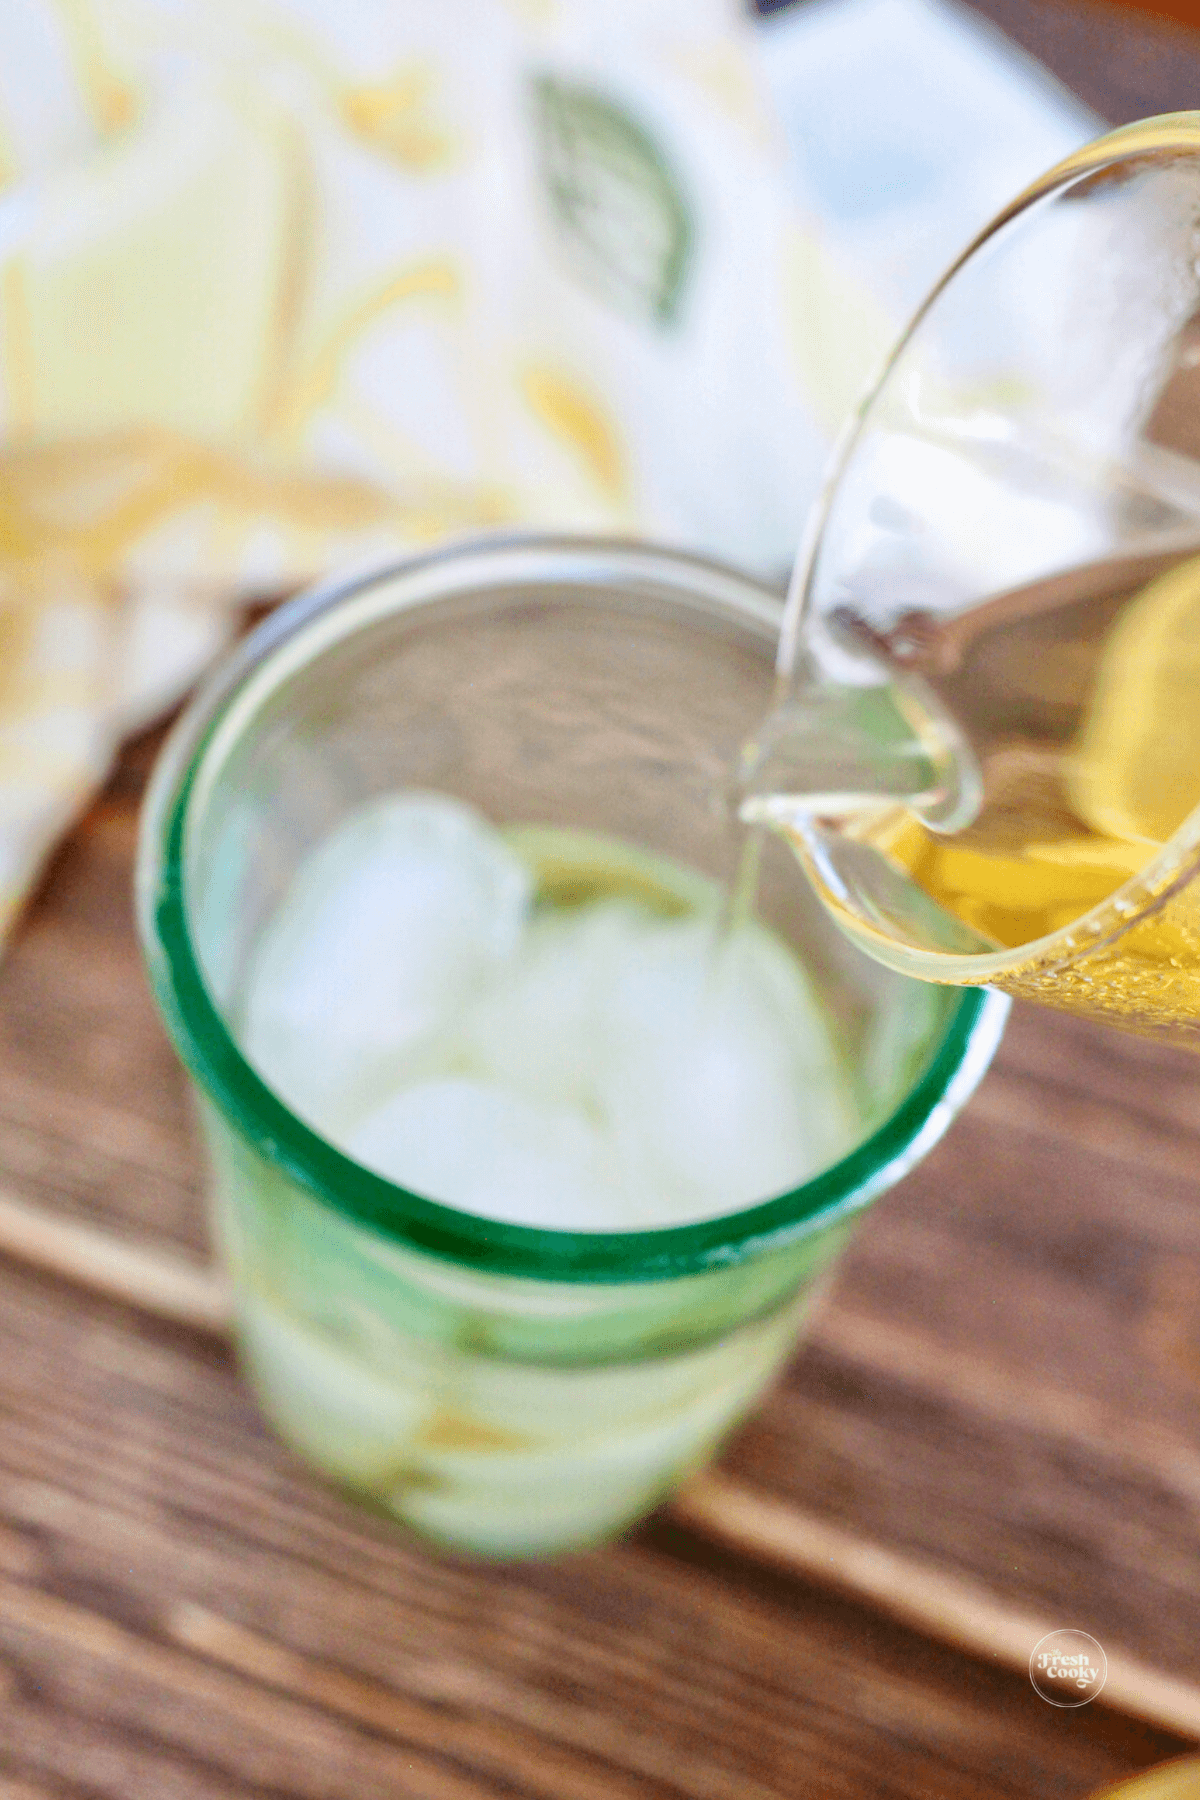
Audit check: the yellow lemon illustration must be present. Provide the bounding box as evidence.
[521,366,626,501]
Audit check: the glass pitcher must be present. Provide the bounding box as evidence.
[742,113,1200,1044]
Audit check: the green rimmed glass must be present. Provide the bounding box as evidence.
[137,536,1007,1557]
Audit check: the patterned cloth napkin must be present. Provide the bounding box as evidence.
[0,0,1095,943]
[0,0,865,940]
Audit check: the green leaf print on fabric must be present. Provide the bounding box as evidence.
[530,76,695,328]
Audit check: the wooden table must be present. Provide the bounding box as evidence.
[4,6,1200,1796]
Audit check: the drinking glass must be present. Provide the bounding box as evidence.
[744,114,1200,1043]
[137,536,1006,1558]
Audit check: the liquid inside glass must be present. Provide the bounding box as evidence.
[144,537,1001,1559]
[737,545,1200,1034]
[234,795,866,1231]
[745,547,1200,938]
[217,805,941,1556]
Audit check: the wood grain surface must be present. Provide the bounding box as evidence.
[0,717,1193,1798]
[4,7,1200,1797]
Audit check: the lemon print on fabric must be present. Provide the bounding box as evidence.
[1071,553,1200,845]
[530,76,694,328]
[521,366,625,501]
[340,66,455,172]
[54,0,139,138]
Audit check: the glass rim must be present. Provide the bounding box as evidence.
[137,533,1005,1285]
[782,111,1200,988]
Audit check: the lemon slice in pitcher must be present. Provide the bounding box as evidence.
[1070,553,1200,845]
[871,812,1151,948]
